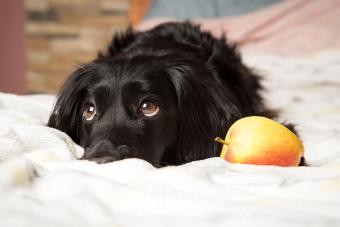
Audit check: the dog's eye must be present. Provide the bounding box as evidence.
[83,103,96,121]
[139,101,159,117]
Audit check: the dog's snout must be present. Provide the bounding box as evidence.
[82,140,138,163]
[117,145,129,155]
[85,139,114,156]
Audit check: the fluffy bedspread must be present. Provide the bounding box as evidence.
[1,49,340,226]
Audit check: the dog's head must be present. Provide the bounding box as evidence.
[48,22,266,166]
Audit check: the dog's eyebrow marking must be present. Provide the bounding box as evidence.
[123,81,149,94]
[93,84,112,100]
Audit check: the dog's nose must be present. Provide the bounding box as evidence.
[82,139,120,162]
[81,140,136,163]
[85,139,114,156]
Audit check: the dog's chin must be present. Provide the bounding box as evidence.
[81,154,163,167]
[80,155,118,164]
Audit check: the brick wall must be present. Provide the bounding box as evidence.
[26,0,129,93]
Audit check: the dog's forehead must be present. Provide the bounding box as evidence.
[89,65,173,102]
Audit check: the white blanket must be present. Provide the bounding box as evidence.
[1,51,340,227]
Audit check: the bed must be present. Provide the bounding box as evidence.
[1,0,340,226]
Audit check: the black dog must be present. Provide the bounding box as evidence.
[48,22,304,167]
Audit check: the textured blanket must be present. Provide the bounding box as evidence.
[0,50,340,226]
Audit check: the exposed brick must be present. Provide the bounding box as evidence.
[26,0,129,93]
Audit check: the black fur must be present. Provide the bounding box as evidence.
[48,22,304,167]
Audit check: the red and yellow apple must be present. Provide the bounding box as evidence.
[215,116,304,167]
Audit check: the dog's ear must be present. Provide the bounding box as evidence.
[153,22,266,114]
[167,65,243,164]
[48,68,90,143]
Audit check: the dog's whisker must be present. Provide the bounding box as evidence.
[66,59,85,70]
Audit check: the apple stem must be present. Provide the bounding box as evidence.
[214,137,229,145]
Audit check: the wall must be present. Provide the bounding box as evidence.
[26,0,129,93]
[0,0,26,94]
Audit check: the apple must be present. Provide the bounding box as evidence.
[215,116,304,167]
